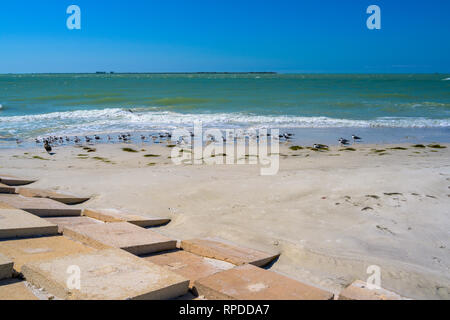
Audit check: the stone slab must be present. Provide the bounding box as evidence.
[143,250,234,288]
[0,183,16,194]
[0,194,81,217]
[0,175,36,186]
[0,203,58,239]
[180,238,279,267]
[0,235,95,273]
[22,248,190,300]
[83,208,170,227]
[338,280,407,300]
[0,279,39,300]
[17,187,90,205]
[44,216,104,233]
[63,222,177,255]
[194,264,334,300]
[0,253,13,280]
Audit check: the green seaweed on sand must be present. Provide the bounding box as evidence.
[411,144,426,148]
[389,147,408,150]
[122,147,138,153]
[83,147,96,152]
[92,156,112,163]
[147,162,156,166]
[340,147,356,151]
[427,144,446,149]
[366,195,380,199]
[77,154,88,157]
[384,192,403,196]
[144,154,160,157]
[371,149,386,153]
[166,144,176,148]
[289,146,303,151]
[32,155,49,160]
[376,225,395,235]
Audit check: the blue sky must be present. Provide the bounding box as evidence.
[0,0,449,73]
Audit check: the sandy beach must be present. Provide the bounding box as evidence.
[0,141,448,299]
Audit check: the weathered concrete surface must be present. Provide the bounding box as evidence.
[0,175,36,186]
[194,264,334,300]
[0,235,95,273]
[22,248,190,300]
[0,194,81,217]
[0,253,13,280]
[338,280,407,300]
[0,203,58,239]
[64,222,177,255]
[0,279,39,300]
[0,183,16,194]
[83,208,170,227]
[143,250,234,288]
[17,187,90,205]
[181,238,279,267]
[44,216,104,233]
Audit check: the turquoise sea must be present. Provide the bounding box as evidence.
[0,73,449,146]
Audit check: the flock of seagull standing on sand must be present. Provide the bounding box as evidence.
[18,132,362,154]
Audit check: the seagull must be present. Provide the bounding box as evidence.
[94,135,101,141]
[44,140,52,153]
[140,135,146,141]
[16,138,22,144]
[107,135,112,141]
[65,136,70,142]
[35,138,41,144]
[313,144,329,149]
[352,135,362,142]
[339,138,350,146]
[85,136,92,143]
[74,136,81,143]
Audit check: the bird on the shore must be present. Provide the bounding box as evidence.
[352,134,362,142]
[85,136,92,143]
[140,135,146,141]
[107,135,112,141]
[44,140,52,153]
[313,144,329,150]
[16,138,22,144]
[35,138,41,144]
[65,136,70,142]
[339,138,350,146]
[74,136,81,144]
[94,135,101,141]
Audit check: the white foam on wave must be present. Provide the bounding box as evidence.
[0,107,449,138]
[442,77,450,81]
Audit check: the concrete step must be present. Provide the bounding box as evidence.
[44,216,105,233]
[0,235,96,273]
[17,187,90,205]
[0,183,16,194]
[0,279,39,300]
[0,202,58,239]
[22,248,190,300]
[181,238,279,267]
[0,175,36,186]
[142,249,234,288]
[194,264,334,300]
[83,208,170,227]
[0,253,13,280]
[0,194,81,217]
[63,222,177,255]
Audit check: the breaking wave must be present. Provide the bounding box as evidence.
[0,107,449,138]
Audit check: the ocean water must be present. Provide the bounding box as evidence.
[0,73,449,146]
